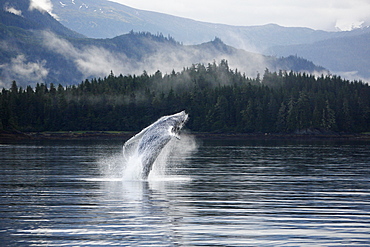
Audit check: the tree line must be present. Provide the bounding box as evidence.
[1,60,370,133]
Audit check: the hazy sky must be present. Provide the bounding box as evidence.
[108,0,370,31]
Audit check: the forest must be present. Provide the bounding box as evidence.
[1,60,370,134]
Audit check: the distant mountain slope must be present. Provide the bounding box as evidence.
[0,0,326,88]
[268,32,370,80]
[51,0,370,82]
[0,0,84,38]
[52,0,369,51]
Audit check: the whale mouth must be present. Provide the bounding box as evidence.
[170,124,183,139]
[170,112,188,139]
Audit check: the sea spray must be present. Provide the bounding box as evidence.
[98,132,198,181]
[149,133,198,180]
[99,111,197,180]
[98,153,126,179]
[123,133,198,180]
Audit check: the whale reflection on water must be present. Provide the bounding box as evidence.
[122,111,189,180]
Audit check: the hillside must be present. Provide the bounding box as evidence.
[0,0,84,38]
[268,32,370,80]
[0,1,326,88]
[51,0,370,82]
[52,0,368,50]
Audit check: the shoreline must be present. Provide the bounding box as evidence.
[1,130,370,142]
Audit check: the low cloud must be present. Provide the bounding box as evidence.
[0,54,49,87]
[29,0,58,19]
[41,31,270,84]
[40,31,198,80]
[41,31,134,78]
[1,30,326,88]
[4,6,23,16]
[335,71,370,84]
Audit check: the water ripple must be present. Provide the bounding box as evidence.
[1,139,370,246]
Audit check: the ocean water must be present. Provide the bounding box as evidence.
[0,137,369,246]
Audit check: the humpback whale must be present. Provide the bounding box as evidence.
[123,111,188,179]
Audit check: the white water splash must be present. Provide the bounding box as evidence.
[99,133,198,181]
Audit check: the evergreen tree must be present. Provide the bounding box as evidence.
[1,61,370,134]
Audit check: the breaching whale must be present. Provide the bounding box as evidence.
[123,111,188,179]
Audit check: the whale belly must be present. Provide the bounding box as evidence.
[138,134,172,179]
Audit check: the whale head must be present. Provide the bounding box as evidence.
[168,111,188,138]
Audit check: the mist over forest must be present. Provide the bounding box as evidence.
[1,61,369,134]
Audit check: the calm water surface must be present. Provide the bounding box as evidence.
[0,138,370,246]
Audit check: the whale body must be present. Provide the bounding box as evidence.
[123,111,188,179]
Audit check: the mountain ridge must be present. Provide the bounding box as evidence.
[268,32,370,80]
[51,0,370,81]
[0,0,327,87]
[52,0,370,49]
